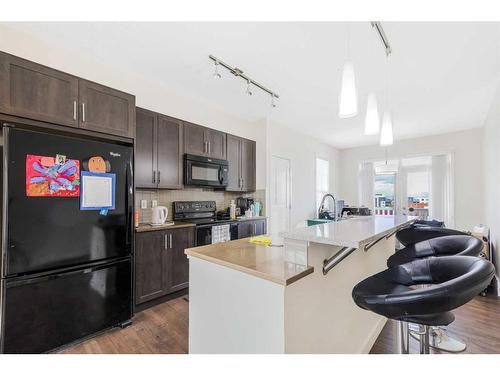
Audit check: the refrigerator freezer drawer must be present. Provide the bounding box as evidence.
[1,257,132,353]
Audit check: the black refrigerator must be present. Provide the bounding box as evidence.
[0,125,134,353]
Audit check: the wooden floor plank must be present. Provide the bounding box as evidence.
[60,293,500,354]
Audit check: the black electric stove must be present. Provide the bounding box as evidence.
[173,201,237,245]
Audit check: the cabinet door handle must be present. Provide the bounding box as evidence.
[169,234,173,249]
[73,100,77,121]
[158,171,161,184]
[81,103,86,122]
[153,170,156,184]
[164,234,168,250]
[208,141,211,154]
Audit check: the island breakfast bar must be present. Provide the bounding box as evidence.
[185,216,415,353]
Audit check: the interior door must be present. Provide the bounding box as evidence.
[135,108,157,188]
[157,115,183,189]
[270,156,291,234]
[5,127,133,276]
[0,52,79,128]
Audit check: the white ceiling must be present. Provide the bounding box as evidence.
[4,22,500,149]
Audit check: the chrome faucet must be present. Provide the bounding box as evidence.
[318,193,337,221]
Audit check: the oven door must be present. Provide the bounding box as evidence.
[196,225,213,246]
[184,154,228,188]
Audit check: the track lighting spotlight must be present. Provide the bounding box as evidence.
[213,60,221,79]
[246,80,253,96]
[271,95,277,108]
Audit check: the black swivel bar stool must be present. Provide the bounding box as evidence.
[352,256,495,354]
[396,226,465,247]
[387,235,483,268]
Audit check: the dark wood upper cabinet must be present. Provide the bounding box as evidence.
[135,108,183,189]
[0,52,79,128]
[157,115,183,189]
[135,108,157,188]
[184,122,226,159]
[79,80,135,138]
[135,231,169,305]
[135,226,195,307]
[226,135,241,191]
[205,128,226,159]
[183,122,206,157]
[226,135,256,192]
[241,138,256,191]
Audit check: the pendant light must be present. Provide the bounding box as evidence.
[364,93,380,135]
[380,111,393,146]
[338,25,358,118]
[379,49,393,146]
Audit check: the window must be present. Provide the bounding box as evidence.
[316,158,330,210]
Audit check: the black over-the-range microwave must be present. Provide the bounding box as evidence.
[184,154,229,188]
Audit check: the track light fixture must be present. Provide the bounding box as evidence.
[209,55,279,107]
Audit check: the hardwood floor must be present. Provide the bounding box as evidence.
[370,294,500,354]
[59,297,188,354]
[60,294,500,354]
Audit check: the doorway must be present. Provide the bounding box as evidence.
[270,156,291,234]
[371,155,450,224]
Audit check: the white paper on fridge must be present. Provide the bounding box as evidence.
[80,171,116,210]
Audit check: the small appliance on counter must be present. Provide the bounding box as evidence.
[342,206,371,217]
[236,197,254,216]
[151,206,168,226]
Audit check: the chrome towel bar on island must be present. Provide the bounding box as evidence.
[323,247,357,275]
[363,221,414,252]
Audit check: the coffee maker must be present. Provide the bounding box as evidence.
[236,197,254,216]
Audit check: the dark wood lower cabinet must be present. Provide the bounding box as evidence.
[135,231,168,305]
[237,219,267,239]
[135,226,195,307]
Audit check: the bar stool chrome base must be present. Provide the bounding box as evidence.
[408,324,466,352]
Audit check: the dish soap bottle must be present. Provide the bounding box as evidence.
[230,200,236,220]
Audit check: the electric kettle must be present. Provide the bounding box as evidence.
[151,206,168,226]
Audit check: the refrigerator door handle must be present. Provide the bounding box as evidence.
[5,258,129,287]
[125,161,133,248]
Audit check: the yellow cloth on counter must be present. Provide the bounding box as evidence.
[249,235,273,246]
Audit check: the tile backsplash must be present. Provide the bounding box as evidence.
[135,188,266,224]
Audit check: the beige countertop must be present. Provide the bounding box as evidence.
[135,222,195,233]
[185,238,313,286]
[282,215,416,249]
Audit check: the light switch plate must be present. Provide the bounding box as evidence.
[152,200,158,208]
[140,200,147,209]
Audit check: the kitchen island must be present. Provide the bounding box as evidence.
[185,215,415,354]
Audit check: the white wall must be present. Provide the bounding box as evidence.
[266,120,340,229]
[339,128,483,231]
[482,79,500,282]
